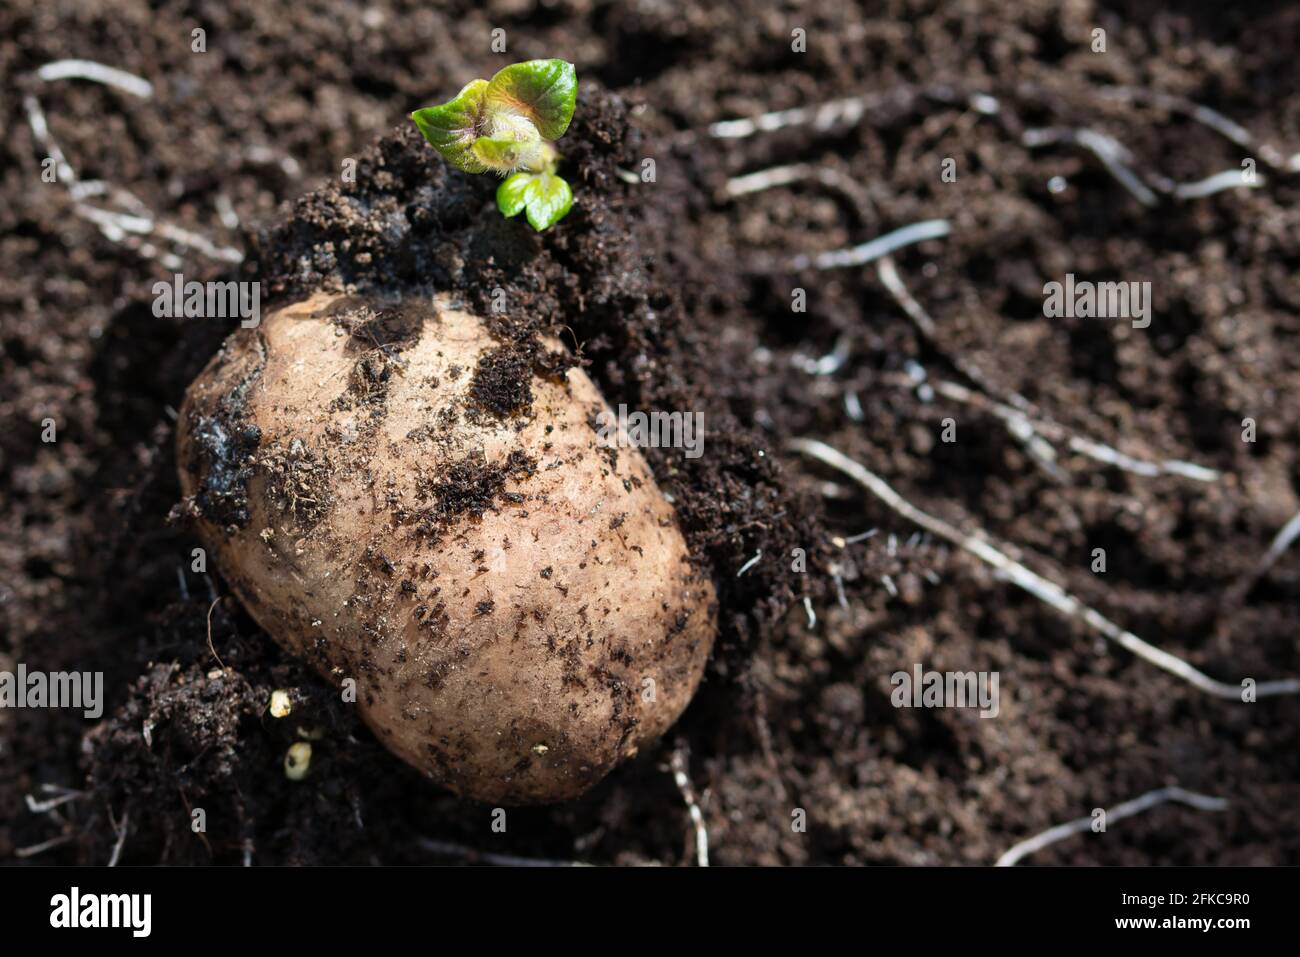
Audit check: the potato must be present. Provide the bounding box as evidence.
[177,292,716,803]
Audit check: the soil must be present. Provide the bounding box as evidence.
[3,0,1299,865]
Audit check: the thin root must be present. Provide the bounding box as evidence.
[787,437,1300,699]
[23,65,243,269]
[877,259,1219,483]
[670,742,710,867]
[996,786,1228,866]
[107,806,130,867]
[1224,508,1300,607]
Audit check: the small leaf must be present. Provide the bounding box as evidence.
[484,59,577,141]
[497,173,533,217]
[411,79,489,173]
[523,173,574,231]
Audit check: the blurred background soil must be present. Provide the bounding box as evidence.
[2,0,1299,864]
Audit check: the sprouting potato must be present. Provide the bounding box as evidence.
[177,292,716,803]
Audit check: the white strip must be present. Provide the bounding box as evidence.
[788,437,1300,699]
[1172,168,1264,199]
[709,94,876,140]
[725,163,814,197]
[37,59,153,99]
[996,787,1228,866]
[790,220,951,271]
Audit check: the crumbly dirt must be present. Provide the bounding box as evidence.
[3,0,1300,865]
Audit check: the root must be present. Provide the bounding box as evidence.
[1097,85,1299,172]
[787,437,1300,699]
[1167,169,1266,200]
[1022,127,1158,206]
[716,111,1234,489]
[669,741,710,867]
[723,163,874,226]
[36,59,154,98]
[22,62,243,270]
[13,832,75,859]
[802,595,817,629]
[106,806,130,867]
[205,597,227,671]
[890,367,1220,483]
[705,84,996,141]
[25,784,87,814]
[995,786,1228,866]
[708,90,906,140]
[708,81,1289,208]
[736,549,763,577]
[785,220,951,272]
[876,255,1032,413]
[1224,508,1300,607]
[16,783,85,860]
[877,257,1219,484]
[1022,126,1263,204]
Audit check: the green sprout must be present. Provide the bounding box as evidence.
[411,59,578,232]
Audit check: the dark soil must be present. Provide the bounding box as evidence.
[3,0,1299,865]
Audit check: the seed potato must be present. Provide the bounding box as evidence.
[177,292,716,803]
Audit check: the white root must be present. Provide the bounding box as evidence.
[787,437,1300,699]
[106,806,130,867]
[710,84,1285,206]
[1251,508,1300,580]
[708,92,893,140]
[1022,127,1158,206]
[877,258,1220,484]
[707,86,997,141]
[1097,85,1298,172]
[25,785,87,814]
[881,252,1064,479]
[721,113,1258,485]
[24,64,243,269]
[36,59,154,98]
[13,833,76,859]
[724,162,818,196]
[1024,126,1265,203]
[670,743,710,867]
[788,220,952,271]
[1168,169,1265,200]
[996,786,1228,866]
[876,256,1032,414]
[791,335,850,376]
[723,162,871,217]
[1226,509,1300,605]
[919,374,1219,483]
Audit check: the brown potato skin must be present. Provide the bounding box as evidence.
[177,293,716,804]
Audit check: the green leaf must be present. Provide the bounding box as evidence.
[484,59,577,141]
[523,173,574,231]
[410,79,489,173]
[497,173,533,217]
[472,135,544,174]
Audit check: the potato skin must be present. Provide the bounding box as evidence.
[177,292,716,804]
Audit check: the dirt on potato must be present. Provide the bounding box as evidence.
[3,0,1300,865]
